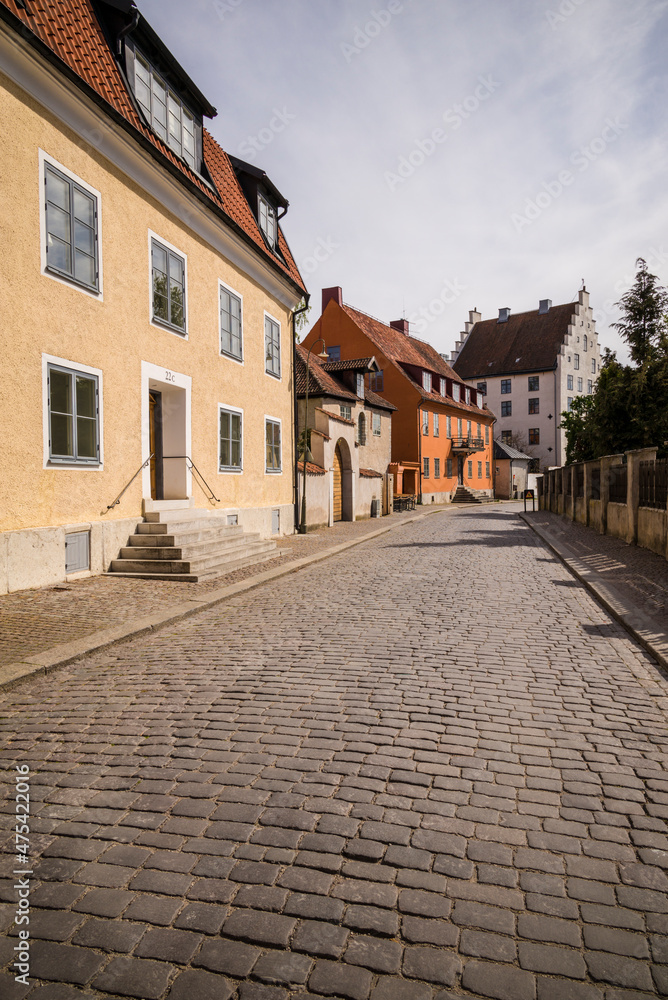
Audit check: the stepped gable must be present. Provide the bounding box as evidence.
[453,302,575,378]
[0,0,305,293]
[342,304,487,416]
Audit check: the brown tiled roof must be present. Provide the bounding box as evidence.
[295,345,357,401]
[453,303,576,379]
[321,357,377,372]
[359,468,383,478]
[297,460,325,476]
[0,0,305,294]
[315,407,354,426]
[342,305,489,417]
[364,387,396,412]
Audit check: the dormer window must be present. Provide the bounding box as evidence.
[440,378,446,396]
[356,373,365,399]
[133,50,199,171]
[422,372,432,393]
[259,193,277,248]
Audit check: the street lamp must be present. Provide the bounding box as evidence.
[299,338,328,534]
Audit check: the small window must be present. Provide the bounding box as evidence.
[587,380,593,394]
[44,161,99,291]
[446,416,452,438]
[452,383,461,402]
[47,363,100,465]
[467,460,473,478]
[434,458,440,478]
[592,358,596,373]
[134,50,199,171]
[577,377,583,392]
[433,414,440,437]
[477,381,487,394]
[567,375,573,390]
[422,411,429,435]
[574,354,580,370]
[567,397,573,411]
[219,406,242,471]
[220,285,243,361]
[529,428,540,445]
[358,412,366,445]
[486,462,490,478]
[265,418,281,472]
[477,422,481,438]
[528,376,539,391]
[259,193,277,248]
[340,405,352,420]
[65,531,90,573]
[151,237,186,332]
[423,457,430,478]
[501,430,512,444]
[447,458,453,478]
[467,420,472,438]
[370,370,384,391]
[583,335,588,351]
[457,418,462,437]
[465,388,471,404]
[500,379,511,394]
[265,315,281,378]
[485,424,489,444]
[356,373,365,399]
[372,412,381,436]
[440,378,446,396]
[528,398,539,414]
[501,401,512,417]
[476,392,483,407]
[327,346,341,361]
[477,461,482,478]
[422,372,432,392]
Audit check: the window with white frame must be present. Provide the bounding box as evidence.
[452,383,461,402]
[440,378,446,396]
[591,358,596,373]
[43,159,99,292]
[457,418,462,436]
[259,194,277,248]
[577,377,583,392]
[46,362,100,465]
[477,461,482,478]
[584,335,588,351]
[476,391,483,407]
[567,374,573,390]
[219,406,242,471]
[467,460,472,478]
[465,387,471,404]
[467,420,472,438]
[133,50,198,171]
[574,354,580,370]
[372,412,381,436]
[265,418,281,472]
[587,380,593,394]
[151,237,186,332]
[433,413,439,437]
[486,461,490,478]
[220,285,242,361]
[340,404,352,420]
[422,410,429,435]
[422,372,432,392]
[485,424,489,444]
[356,373,365,399]
[265,316,281,377]
[447,458,452,477]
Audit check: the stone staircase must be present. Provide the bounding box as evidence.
[108,509,279,582]
[451,485,485,504]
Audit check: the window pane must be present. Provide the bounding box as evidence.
[73,188,94,228]
[170,280,184,328]
[76,375,96,418]
[46,168,70,211]
[47,203,71,244]
[50,369,72,416]
[153,272,168,321]
[220,439,230,466]
[73,218,95,258]
[231,439,241,468]
[76,416,97,458]
[47,235,71,273]
[152,243,167,274]
[51,413,73,457]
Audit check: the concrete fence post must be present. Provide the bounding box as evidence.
[583,461,592,527]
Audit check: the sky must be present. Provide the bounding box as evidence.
[136,0,668,364]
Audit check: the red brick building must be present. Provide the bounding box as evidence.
[302,288,495,503]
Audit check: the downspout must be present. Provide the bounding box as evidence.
[554,365,559,466]
[116,9,140,56]
[490,412,497,498]
[293,295,311,532]
[417,401,422,503]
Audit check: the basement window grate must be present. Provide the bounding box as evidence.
[65,531,90,573]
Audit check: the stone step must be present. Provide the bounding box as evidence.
[109,558,192,574]
[136,520,243,539]
[187,540,276,573]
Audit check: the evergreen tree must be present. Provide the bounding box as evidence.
[612,258,668,365]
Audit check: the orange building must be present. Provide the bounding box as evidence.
[302,288,495,503]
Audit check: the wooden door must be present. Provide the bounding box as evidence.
[333,444,343,521]
[149,390,164,500]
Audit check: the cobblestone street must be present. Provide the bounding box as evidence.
[1,505,668,1000]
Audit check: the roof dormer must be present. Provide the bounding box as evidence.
[228,156,289,257]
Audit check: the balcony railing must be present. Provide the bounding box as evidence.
[450,436,485,452]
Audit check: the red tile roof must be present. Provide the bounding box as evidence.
[359,468,383,478]
[296,345,396,411]
[298,460,325,476]
[453,303,576,379]
[315,407,354,427]
[342,304,489,417]
[0,0,305,294]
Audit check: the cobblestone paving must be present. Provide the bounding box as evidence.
[0,508,427,667]
[0,506,667,999]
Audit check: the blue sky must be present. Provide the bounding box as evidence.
[137,0,668,362]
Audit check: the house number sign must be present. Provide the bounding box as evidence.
[164,370,176,383]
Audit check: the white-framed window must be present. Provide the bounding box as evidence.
[465,387,471,404]
[133,50,198,171]
[340,405,352,420]
[265,417,281,472]
[486,462,490,478]
[265,314,281,378]
[40,151,102,296]
[447,458,452,477]
[467,460,473,478]
[43,355,103,468]
[446,415,452,438]
[452,383,461,402]
[356,373,365,399]
[574,354,580,370]
[577,377,583,392]
[567,375,573,390]
[259,193,277,248]
[433,414,440,437]
[567,397,573,411]
[588,380,593,394]
[592,358,596,373]
[219,405,243,472]
[219,283,243,362]
[584,335,588,351]
[485,424,489,444]
[149,232,187,334]
[372,412,381,436]
[467,420,472,437]
[457,418,463,437]
[476,391,483,407]
[478,461,482,478]
[422,411,429,435]
[423,457,430,478]
[422,372,432,392]
[440,378,446,396]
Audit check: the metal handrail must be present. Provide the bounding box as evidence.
[451,436,485,450]
[163,455,220,503]
[103,454,153,514]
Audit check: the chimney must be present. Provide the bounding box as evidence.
[322,286,343,313]
[390,319,410,336]
[539,299,552,314]
[497,308,511,324]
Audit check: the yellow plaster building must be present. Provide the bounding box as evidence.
[0,0,306,592]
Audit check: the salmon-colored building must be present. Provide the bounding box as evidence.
[302,288,496,503]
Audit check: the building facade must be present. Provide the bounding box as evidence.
[451,289,600,470]
[0,0,306,592]
[302,288,495,504]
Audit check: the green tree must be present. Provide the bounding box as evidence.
[612,258,668,365]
